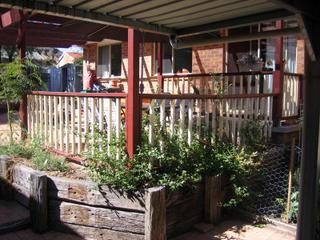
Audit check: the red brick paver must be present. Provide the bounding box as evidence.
[173,219,295,240]
[0,220,295,240]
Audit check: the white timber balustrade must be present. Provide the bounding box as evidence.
[282,73,301,118]
[27,92,126,156]
[162,72,274,95]
[142,92,275,145]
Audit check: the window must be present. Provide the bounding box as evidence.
[97,44,121,78]
[154,43,192,74]
[154,42,173,74]
[174,48,192,73]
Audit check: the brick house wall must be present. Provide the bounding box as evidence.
[83,43,97,85]
[192,45,224,73]
[296,38,305,74]
[82,37,304,92]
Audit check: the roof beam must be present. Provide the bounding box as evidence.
[122,0,183,18]
[72,0,94,8]
[269,0,320,21]
[0,8,23,29]
[296,14,320,61]
[0,0,176,36]
[175,27,301,49]
[90,0,122,12]
[108,0,150,15]
[176,9,294,37]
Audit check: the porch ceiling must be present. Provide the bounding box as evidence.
[0,0,295,38]
[1,0,319,59]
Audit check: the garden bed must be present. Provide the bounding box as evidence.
[0,156,222,240]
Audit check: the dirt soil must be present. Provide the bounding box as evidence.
[11,156,89,180]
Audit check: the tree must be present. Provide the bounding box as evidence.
[0,59,45,142]
[2,45,17,62]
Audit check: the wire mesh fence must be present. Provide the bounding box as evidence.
[244,142,301,224]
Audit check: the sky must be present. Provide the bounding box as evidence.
[58,45,83,53]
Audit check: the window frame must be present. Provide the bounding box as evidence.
[153,42,174,76]
[97,43,122,78]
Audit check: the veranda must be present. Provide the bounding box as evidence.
[0,1,318,239]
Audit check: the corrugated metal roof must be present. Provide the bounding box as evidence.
[42,0,279,29]
[0,0,293,36]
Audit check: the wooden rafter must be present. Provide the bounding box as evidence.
[72,0,94,8]
[269,0,320,21]
[177,9,294,37]
[297,14,320,61]
[0,0,176,36]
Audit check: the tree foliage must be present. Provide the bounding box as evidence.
[0,59,45,142]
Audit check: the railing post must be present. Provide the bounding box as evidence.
[126,28,141,158]
[17,17,28,139]
[145,186,166,240]
[157,42,164,93]
[272,20,284,126]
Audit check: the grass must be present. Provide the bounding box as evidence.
[0,142,32,159]
[0,140,67,172]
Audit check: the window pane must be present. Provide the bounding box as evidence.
[163,42,172,74]
[98,46,110,78]
[174,48,192,73]
[111,44,121,76]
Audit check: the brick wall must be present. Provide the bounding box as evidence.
[296,38,305,74]
[121,42,154,79]
[192,45,224,73]
[83,43,97,87]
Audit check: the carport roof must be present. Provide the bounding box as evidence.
[0,0,319,59]
[0,0,295,37]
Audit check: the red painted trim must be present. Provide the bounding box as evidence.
[31,91,127,98]
[141,93,278,100]
[1,9,24,29]
[297,74,302,113]
[162,71,274,79]
[283,72,303,77]
[18,18,27,139]
[272,20,284,125]
[47,148,84,165]
[126,28,141,158]
[157,42,164,92]
[280,116,300,120]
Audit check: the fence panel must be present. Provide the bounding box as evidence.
[28,92,126,156]
[142,93,275,145]
[282,73,301,118]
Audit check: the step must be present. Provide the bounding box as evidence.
[0,200,30,234]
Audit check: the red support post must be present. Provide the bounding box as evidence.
[17,17,27,139]
[157,42,164,92]
[126,28,141,158]
[272,20,284,126]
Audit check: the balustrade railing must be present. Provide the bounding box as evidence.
[142,93,275,145]
[28,92,126,156]
[26,71,301,157]
[282,73,302,118]
[162,71,274,95]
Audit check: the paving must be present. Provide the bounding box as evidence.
[0,200,30,234]
[0,219,295,240]
[172,219,296,240]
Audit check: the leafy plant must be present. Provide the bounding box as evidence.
[0,139,66,172]
[0,60,45,142]
[240,119,265,152]
[85,120,260,208]
[0,141,32,159]
[29,138,66,172]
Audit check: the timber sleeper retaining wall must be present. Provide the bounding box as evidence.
[0,156,222,240]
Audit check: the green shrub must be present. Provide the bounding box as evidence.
[29,138,67,172]
[0,139,66,172]
[240,119,265,152]
[85,125,260,208]
[0,141,32,158]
